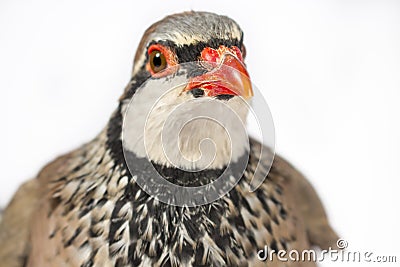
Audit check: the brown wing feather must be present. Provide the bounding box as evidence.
[0,152,76,267]
[272,155,339,250]
[0,179,39,267]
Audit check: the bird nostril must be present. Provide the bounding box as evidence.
[215,94,234,101]
[189,88,205,98]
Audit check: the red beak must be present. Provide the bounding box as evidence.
[184,46,253,99]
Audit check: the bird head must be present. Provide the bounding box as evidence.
[114,12,253,171]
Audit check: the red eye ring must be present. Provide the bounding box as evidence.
[231,46,244,61]
[146,44,177,77]
[200,45,245,64]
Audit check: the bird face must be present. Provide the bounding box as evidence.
[145,43,253,99]
[120,12,253,171]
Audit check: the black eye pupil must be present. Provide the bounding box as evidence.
[153,53,162,67]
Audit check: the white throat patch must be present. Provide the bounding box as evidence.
[122,71,250,170]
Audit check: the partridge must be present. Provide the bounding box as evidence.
[0,11,338,267]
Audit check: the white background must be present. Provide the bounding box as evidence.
[1,0,399,266]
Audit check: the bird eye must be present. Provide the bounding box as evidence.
[241,45,247,59]
[149,50,167,73]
